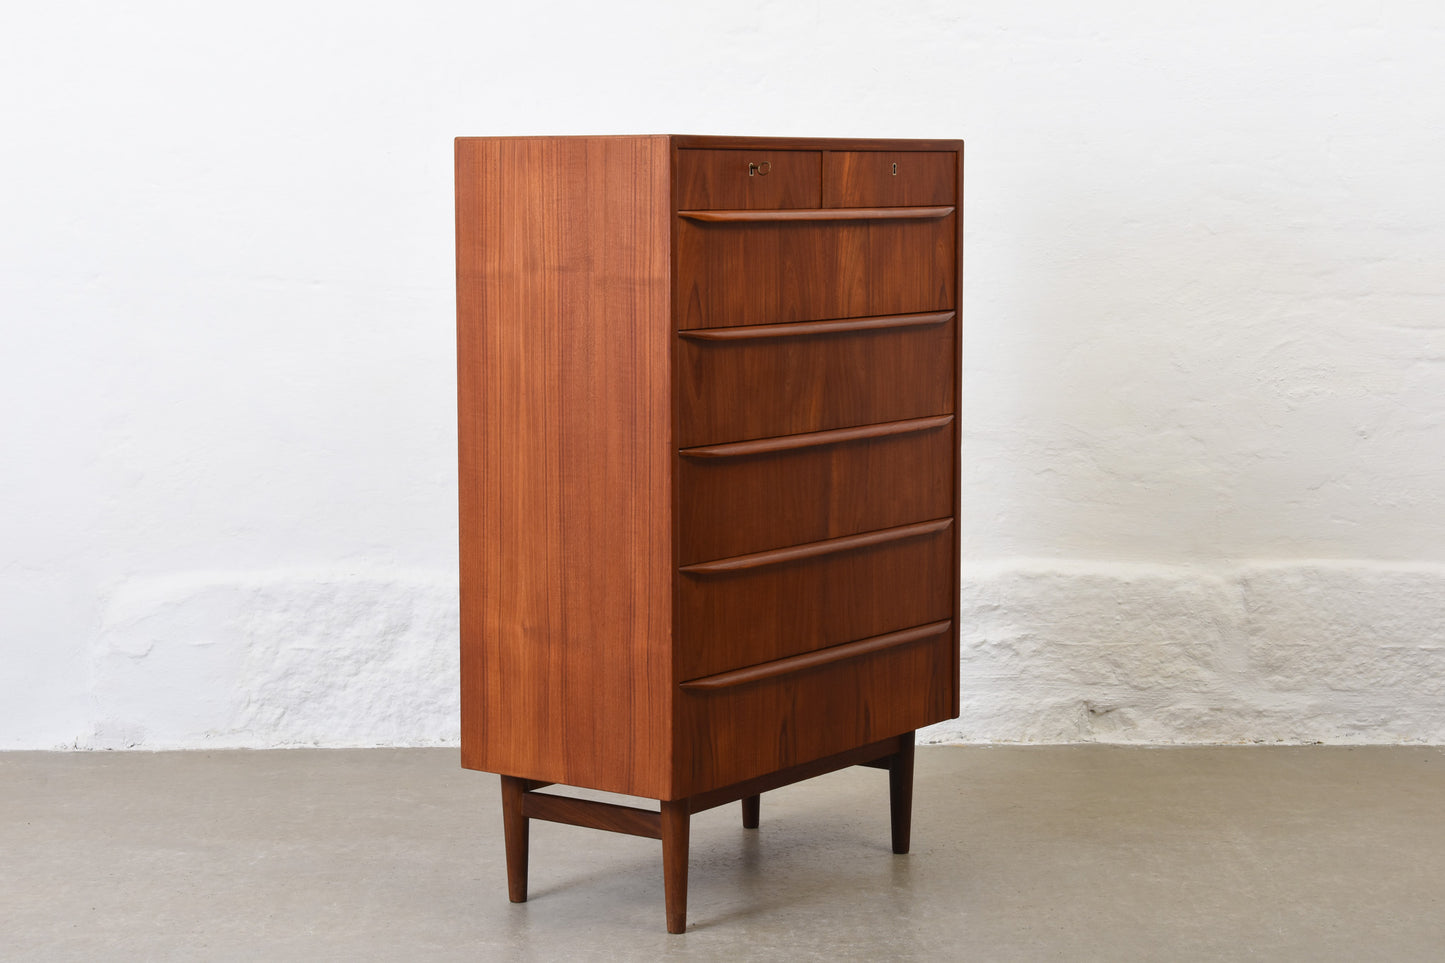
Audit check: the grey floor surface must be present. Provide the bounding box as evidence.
[3,746,1444,961]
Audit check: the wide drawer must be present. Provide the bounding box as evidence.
[676,149,821,210]
[676,313,955,448]
[677,415,955,565]
[675,214,955,329]
[824,150,956,207]
[675,621,955,794]
[675,516,954,679]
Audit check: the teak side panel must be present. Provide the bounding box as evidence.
[677,631,955,794]
[676,318,956,447]
[675,521,955,680]
[456,136,672,799]
[676,419,954,564]
[675,215,955,329]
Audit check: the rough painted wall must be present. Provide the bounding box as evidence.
[3,2,1443,748]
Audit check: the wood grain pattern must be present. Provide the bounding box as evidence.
[823,151,957,207]
[676,310,952,342]
[677,316,956,447]
[679,518,951,574]
[673,135,963,151]
[680,421,953,572]
[952,143,965,718]
[456,136,673,799]
[676,149,820,210]
[677,416,953,564]
[678,206,953,222]
[679,620,952,690]
[675,519,955,679]
[676,632,954,793]
[459,135,962,931]
[522,792,663,839]
[684,734,908,814]
[679,413,954,456]
[676,216,955,329]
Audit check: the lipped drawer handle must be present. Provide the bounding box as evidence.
[679,518,953,575]
[679,620,953,691]
[748,161,772,177]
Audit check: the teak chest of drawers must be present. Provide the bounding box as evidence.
[455,134,962,933]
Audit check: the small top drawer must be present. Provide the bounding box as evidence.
[823,151,956,207]
[677,149,821,210]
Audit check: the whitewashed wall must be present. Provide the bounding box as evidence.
[3,2,1443,748]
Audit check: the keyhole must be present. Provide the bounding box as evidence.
[891,163,898,176]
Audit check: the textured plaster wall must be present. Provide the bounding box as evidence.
[3,2,1444,748]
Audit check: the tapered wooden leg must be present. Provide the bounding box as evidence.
[661,800,690,934]
[889,732,915,855]
[741,793,760,829]
[500,776,529,902]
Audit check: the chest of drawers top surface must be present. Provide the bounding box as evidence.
[457,135,961,801]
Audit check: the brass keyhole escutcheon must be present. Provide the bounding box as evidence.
[891,163,898,175]
[748,161,772,177]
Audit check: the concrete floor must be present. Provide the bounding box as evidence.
[3,748,1444,961]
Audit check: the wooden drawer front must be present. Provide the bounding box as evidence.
[677,314,954,448]
[676,215,954,329]
[677,416,954,565]
[824,151,956,208]
[676,517,953,679]
[676,623,954,793]
[676,149,821,210]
